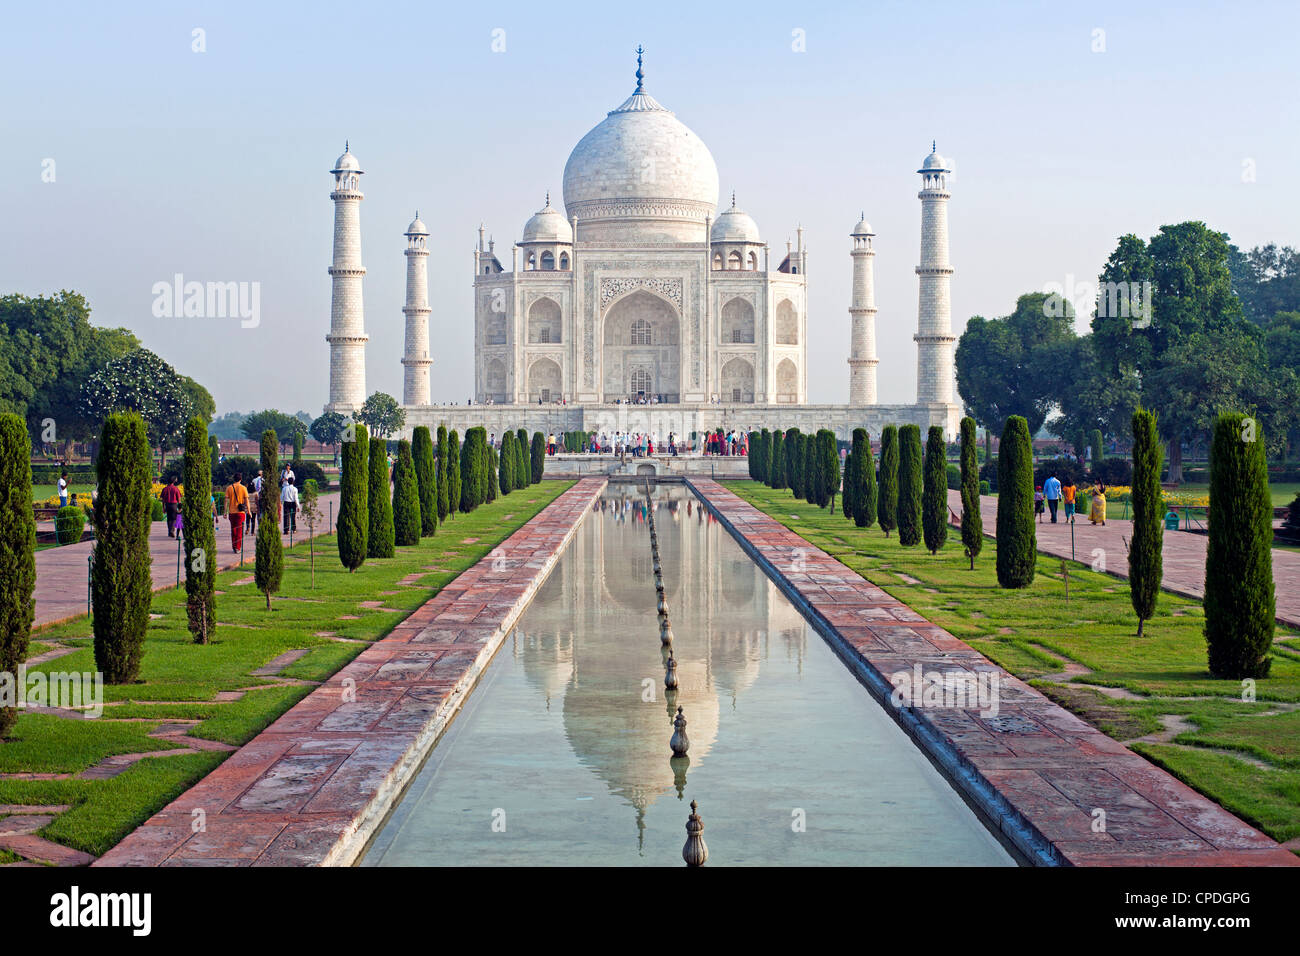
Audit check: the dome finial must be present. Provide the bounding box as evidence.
[635,44,645,93]
[731,190,736,208]
[345,140,349,153]
[932,139,936,153]
[545,190,550,207]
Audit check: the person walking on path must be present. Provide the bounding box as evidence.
[58,471,70,507]
[225,473,249,553]
[1034,485,1045,523]
[160,476,183,537]
[281,476,299,534]
[1062,478,1077,522]
[1089,481,1107,526]
[1043,472,1062,523]
[246,483,259,535]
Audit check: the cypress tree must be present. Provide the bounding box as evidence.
[804,434,817,503]
[1205,411,1274,678]
[843,428,864,521]
[460,428,483,512]
[499,431,515,495]
[92,412,153,683]
[255,430,283,610]
[208,434,219,474]
[817,430,839,510]
[878,425,899,537]
[292,427,304,462]
[1090,428,1104,466]
[897,425,923,547]
[1129,408,1163,637]
[412,425,437,536]
[486,444,498,503]
[857,429,877,528]
[516,429,530,484]
[446,430,462,520]
[531,431,546,483]
[338,423,368,571]
[0,413,36,736]
[995,415,1036,588]
[786,428,803,497]
[959,416,983,570]
[748,431,761,481]
[791,432,807,499]
[769,429,785,489]
[922,425,948,554]
[367,437,395,558]
[755,429,769,482]
[392,439,421,546]
[435,425,450,522]
[182,416,217,643]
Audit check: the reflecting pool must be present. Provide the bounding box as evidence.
[362,485,1013,866]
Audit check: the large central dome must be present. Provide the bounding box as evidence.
[562,71,719,243]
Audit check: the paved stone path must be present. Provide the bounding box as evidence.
[33,492,340,629]
[948,490,1300,628]
[695,479,1297,866]
[93,478,606,867]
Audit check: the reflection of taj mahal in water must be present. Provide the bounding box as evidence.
[323,51,962,440]
[511,492,808,838]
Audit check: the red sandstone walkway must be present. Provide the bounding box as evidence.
[34,493,340,629]
[93,478,606,867]
[947,490,1300,628]
[694,478,1297,866]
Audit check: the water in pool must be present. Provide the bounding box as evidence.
[362,485,1013,866]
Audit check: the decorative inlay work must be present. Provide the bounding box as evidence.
[599,276,683,309]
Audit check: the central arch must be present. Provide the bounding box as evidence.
[720,357,755,403]
[602,289,681,402]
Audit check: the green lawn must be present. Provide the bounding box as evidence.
[727,479,1300,849]
[0,481,571,857]
[1175,481,1300,509]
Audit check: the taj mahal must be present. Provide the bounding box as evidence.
[324,51,961,442]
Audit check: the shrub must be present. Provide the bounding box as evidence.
[367,435,395,558]
[960,417,983,570]
[436,425,451,522]
[979,459,998,493]
[1205,411,1274,678]
[446,431,462,519]
[182,416,216,644]
[412,425,437,535]
[995,416,1036,588]
[255,431,283,610]
[149,498,166,522]
[92,413,153,683]
[0,413,36,736]
[531,432,546,483]
[213,455,260,490]
[55,505,86,544]
[392,439,421,547]
[1091,457,1133,486]
[979,480,991,495]
[1286,491,1300,530]
[896,425,923,547]
[946,462,961,491]
[922,426,948,554]
[1129,408,1163,637]
[878,426,899,537]
[290,460,328,490]
[337,423,368,571]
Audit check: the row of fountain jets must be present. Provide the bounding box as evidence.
[646,485,708,868]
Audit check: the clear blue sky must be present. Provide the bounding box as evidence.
[3,0,1296,415]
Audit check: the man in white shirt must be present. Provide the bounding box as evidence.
[281,477,299,534]
[58,472,69,507]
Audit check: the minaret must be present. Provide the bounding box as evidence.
[325,143,368,414]
[401,213,432,406]
[848,213,878,404]
[915,143,956,406]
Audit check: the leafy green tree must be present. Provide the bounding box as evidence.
[392,439,421,547]
[80,347,198,466]
[337,423,368,571]
[878,425,899,537]
[856,429,877,529]
[959,417,983,570]
[240,409,302,448]
[446,431,462,520]
[768,429,785,489]
[956,292,1075,439]
[530,431,546,484]
[1227,242,1300,326]
[922,425,948,554]
[91,412,153,682]
[1129,408,1163,636]
[0,413,36,736]
[255,431,283,610]
[310,411,349,459]
[182,417,216,643]
[1205,411,1274,678]
[357,391,405,440]
[436,425,450,521]
[299,477,322,588]
[897,425,923,546]
[412,426,437,535]
[368,437,395,558]
[995,416,1036,588]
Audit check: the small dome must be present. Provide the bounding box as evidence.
[711,196,761,243]
[851,213,873,237]
[522,196,573,243]
[405,213,428,236]
[333,145,361,172]
[920,145,948,172]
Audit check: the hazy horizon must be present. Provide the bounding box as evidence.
[4,0,1296,418]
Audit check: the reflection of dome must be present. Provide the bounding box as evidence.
[562,68,718,242]
[522,196,573,243]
